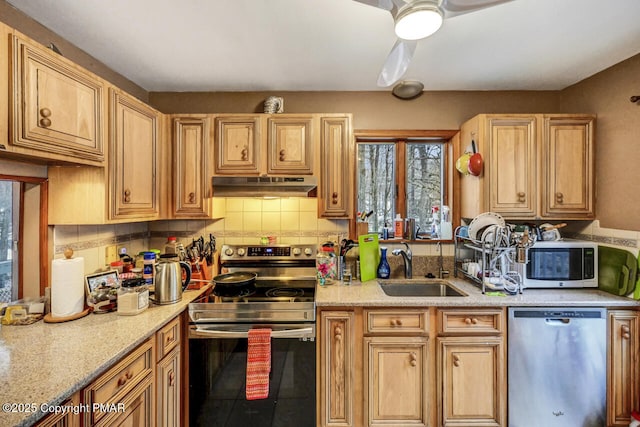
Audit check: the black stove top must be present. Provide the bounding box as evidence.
[211,279,316,303]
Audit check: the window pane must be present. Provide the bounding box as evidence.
[0,181,16,303]
[357,144,395,232]
[406,143,443,233]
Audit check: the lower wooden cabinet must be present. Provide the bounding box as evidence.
[608,310,640,427]
[34,392,81,427]
[364,336,428,427]
[437,336,504,427]
[156,316,182,427]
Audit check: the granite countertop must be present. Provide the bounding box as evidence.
[316,277,640,308]
[0,286,211,427]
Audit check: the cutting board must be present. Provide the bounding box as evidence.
[358,234,380,282]
[598,246,637,296]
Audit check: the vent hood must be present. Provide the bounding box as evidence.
[212,176,317,197]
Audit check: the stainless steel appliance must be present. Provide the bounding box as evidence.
[153,255,191,304]
[508,307,606,427]
[188,244,317,427]
[523,240,598,288]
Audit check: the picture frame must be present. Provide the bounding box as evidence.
[85,270,119,296]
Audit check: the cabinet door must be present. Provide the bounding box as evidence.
[34,392,80,427]
[541,116,595,218]
[157,347,181,427]
[364,336,428,427]
[488,117,537,217]
[172,117,211,218]
[11,35,104,164]
[319,311,356,427]
[608,310,640,427]
[94,374,155,427]
[437,336,505,427]
[109,89,159,219]
[267,116,313,174]
[214,116,261,174]
[319,116,353,218]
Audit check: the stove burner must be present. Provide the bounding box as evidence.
[265,288,305,298]
[212,285,256,298]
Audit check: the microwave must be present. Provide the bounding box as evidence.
[523,240,598,288]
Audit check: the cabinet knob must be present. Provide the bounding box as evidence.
[409,352,417,367]
[279,149,286,161]
[124,189,131,203]
[622,324,631,339]
[389,318,402,326]
[464,317,478,325]
[39,118,52,128]
[169,370,175,387]
[332,192,338,205]
[556,192,564,203]
[453,354,460,367]
[517,192,526,202]
[39,107,51,118]
[241,148,248,161]
[334,326,343,342]
[189,192,196,203]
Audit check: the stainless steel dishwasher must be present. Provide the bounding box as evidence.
[508,307,607,427]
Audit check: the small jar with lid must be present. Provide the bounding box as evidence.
[117,277,149,316]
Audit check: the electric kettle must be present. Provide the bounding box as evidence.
[153,254,191,304]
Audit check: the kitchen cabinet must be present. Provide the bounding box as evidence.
[0,22,11,154]
[8,31,105,166]
[109,88,161,220]
[607,310,640,427]
[213,114,315,176]
[436,309,506,427]
[318,115,354,218]
[318,310,359,427]
[82,337,155,426]
[458,114,595,220]
[34,392,80,427]
[170,116,215,218]
[363,309,429,427]
[156,316,182,427]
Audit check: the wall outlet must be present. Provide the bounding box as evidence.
[105,245,118,265]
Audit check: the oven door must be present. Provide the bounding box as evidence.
[189,323,316,427]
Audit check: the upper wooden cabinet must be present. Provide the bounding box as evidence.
[170,116,214,218]
[318,115,353,218]
[458,114,595,220]
[213,114,315,176]
[9,32,105,165]
[109,88,160,220]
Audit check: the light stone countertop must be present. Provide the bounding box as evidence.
[0,286,211,427]
[316,277,640,308]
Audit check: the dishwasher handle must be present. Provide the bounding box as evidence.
[545,318,571,324]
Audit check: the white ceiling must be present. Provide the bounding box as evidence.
[7,0,640,92]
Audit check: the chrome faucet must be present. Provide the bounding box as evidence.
[437,242,450,279]
[392,242,412,279]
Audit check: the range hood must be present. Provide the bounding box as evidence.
[212,176,317,197]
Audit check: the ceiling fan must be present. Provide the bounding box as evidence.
[354,0,512,87]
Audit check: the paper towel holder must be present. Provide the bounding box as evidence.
[44,247,92,323]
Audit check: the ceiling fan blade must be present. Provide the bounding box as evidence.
[377,39,418,87]
[441,0,512,18]
[352,0,394,11]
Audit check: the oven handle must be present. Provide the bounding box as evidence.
[190,325,314,339]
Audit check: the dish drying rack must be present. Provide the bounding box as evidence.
[454,225,526,294]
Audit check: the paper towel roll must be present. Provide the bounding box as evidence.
[51,257,85,318]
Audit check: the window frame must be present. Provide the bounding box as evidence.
[352,129,458,241]
[0,174,48,299]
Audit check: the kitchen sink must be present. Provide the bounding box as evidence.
[378,280,467,297]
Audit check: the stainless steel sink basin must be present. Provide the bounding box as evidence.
[379,280,467,297]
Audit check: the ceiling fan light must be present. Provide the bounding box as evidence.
[394,3,443,40]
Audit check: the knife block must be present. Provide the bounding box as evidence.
[189,260,211,282]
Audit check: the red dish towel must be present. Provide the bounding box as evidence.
[246,328,272,400]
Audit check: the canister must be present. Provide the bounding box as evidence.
[117,277,149,316]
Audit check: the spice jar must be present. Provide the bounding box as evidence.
[117,277,149,316]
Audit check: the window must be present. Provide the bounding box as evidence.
[355,131,452,239]
[0,181,18,303]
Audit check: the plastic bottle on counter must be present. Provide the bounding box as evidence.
[394,214,403,239]
[440,205,452,239]
[164,236,179,255]
[142,252,155,287]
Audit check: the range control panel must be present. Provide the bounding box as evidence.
[221,244,316,260]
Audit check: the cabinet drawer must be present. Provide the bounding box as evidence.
[157,316,181,360]
[438,309,504,335]
[364,309,428,335]
[83,338,154,425]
